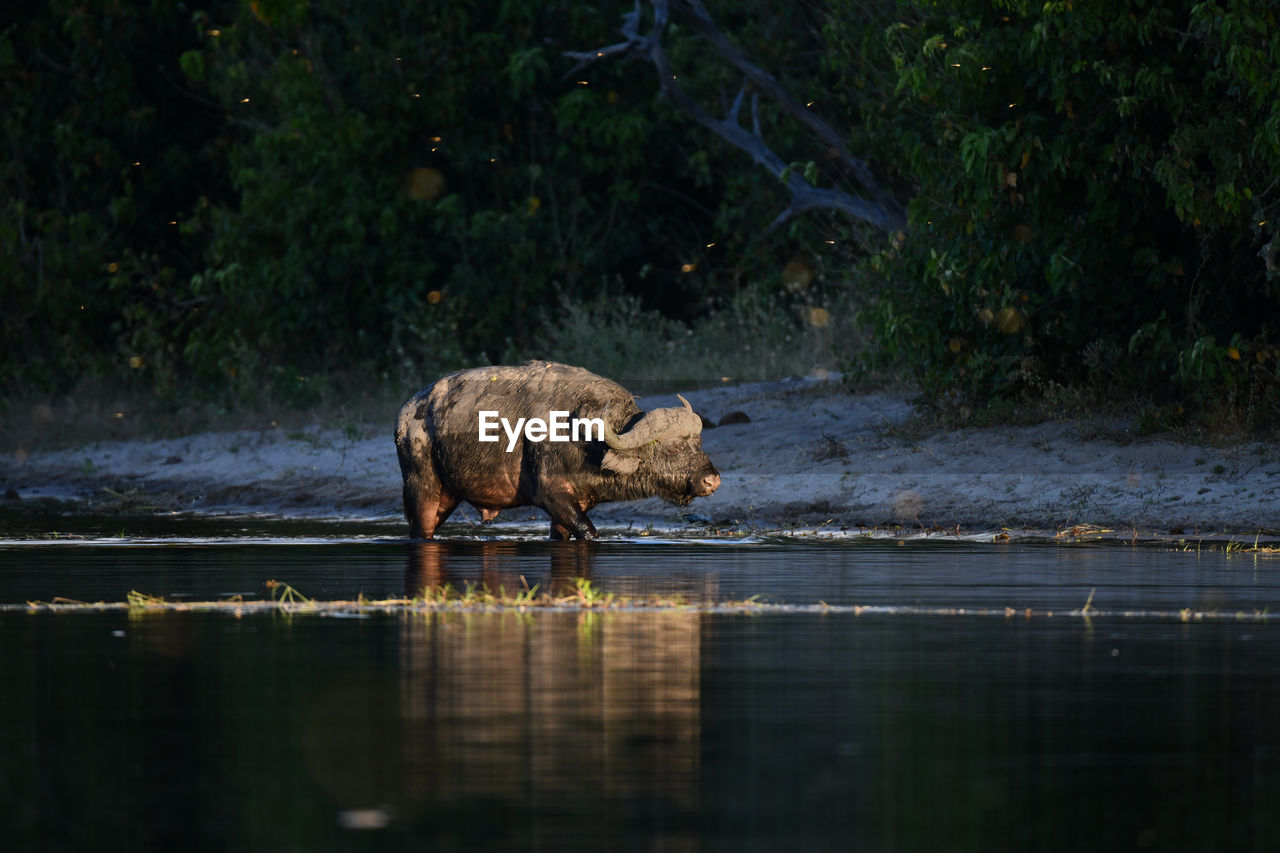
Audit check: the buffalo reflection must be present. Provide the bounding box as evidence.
[391,608,702,844]
[404,539,595,599]
[301,568,703,846]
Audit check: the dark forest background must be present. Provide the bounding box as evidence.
[3,0,1278,434]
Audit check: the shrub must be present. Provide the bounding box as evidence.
[831,0,1280,424]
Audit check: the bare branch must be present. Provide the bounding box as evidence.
[562,0,648,77]
[766,186,892,234]
[563,0,906,234]
[728,81,747,125]
[674,0,903,226]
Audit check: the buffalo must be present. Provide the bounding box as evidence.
[394,362,721,540]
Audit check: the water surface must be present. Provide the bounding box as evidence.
[1,514,1277,850]
[3,534,1275,613]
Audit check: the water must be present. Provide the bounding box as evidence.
[1,513,1278,850]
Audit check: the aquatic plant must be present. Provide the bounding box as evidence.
[265,579,312,607]
[570,578,614,608]
[126,590,165,611]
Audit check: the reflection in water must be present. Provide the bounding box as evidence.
[404,540,596,599]
[3,535,1276,613]
[3,609,1279,851]
[401,539,726,604]
[4,529,1280,851]
[403,610,697,844]
[291,608,701,848]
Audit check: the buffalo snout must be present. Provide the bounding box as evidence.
[695,471,721,497]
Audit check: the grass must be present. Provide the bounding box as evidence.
[1,288,855,454]
[876,361,1280,446]
[416,578,629,609]
[6,288,1278,460]
[22,578,738,614]
[125,590,165,610]
[13,578,1279,622]
[1080,587,1097,617]
[0,369,404,454]
[1177,534,1280,556]
[530,290,856,392]
[265,579,311,605]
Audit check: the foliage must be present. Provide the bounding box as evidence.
[185,0,643,393]
[830,0,1280,425]
[533,284,852,389]
[0,0,224,392]
[1,0,830,406]
[5,0,1279,433]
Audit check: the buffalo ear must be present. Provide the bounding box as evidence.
[601,449,640,475]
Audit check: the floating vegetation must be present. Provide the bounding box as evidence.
[412,578,634,609]
[265,579,311,605]
[1175,533,1280,556]
[125,589,165,611]
[10,578,1278,623]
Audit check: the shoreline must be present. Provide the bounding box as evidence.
[3,376,1278,542]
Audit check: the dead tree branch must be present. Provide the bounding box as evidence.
[564,0,906,234]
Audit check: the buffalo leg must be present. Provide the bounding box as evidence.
[402,470,460,540]
[542,496,598,541]
[402,478,431,539]
[396,423,453,539]
[429,490,461,537]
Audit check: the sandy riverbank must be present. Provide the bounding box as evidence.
[3,376,1278,541]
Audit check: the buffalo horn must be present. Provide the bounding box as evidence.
[602,394,703,450]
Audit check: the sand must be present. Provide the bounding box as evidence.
[3,376,1278,541]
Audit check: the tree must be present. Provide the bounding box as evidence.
[0,0,224,392]
[834,0,1280,423]
[566,0,905,233]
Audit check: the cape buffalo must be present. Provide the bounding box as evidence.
[394,362,721,540]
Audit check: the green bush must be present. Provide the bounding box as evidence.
[531,285,852,389]
[172,0,839,400]
[0,1,222,391]
[7,0,1278,434]
[2,0,827,404]
[833,0,1280,425]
